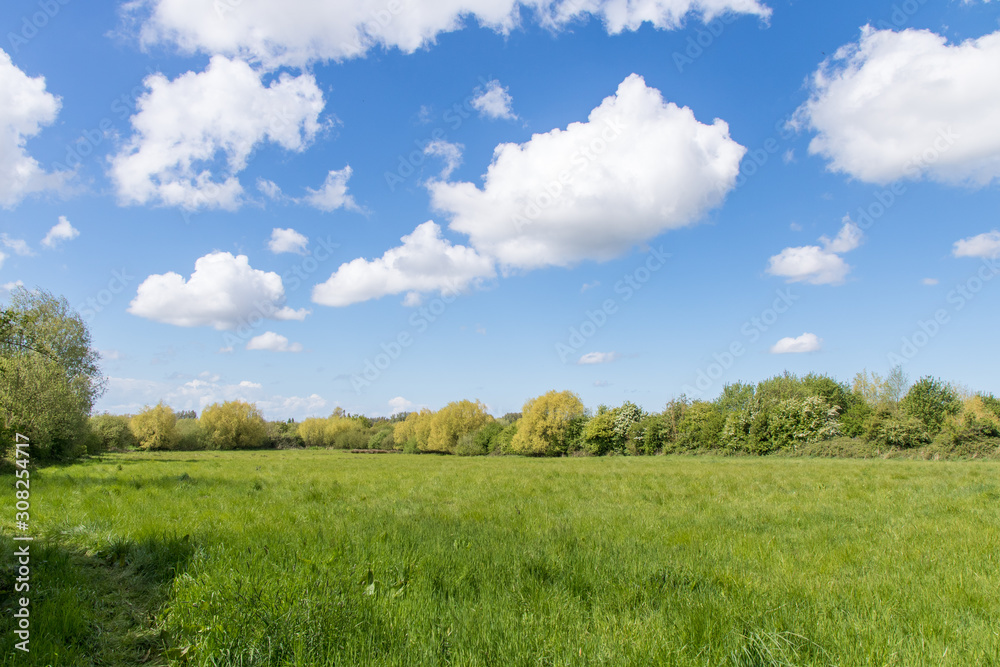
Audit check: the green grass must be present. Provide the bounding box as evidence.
[3,451,1000,665]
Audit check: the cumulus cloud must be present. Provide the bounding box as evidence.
[424,140,464,179]
[471,80,516,120]
[1,280,24,291]
[792,27,1000,186]
[257,178,284,200]
[953,230,1000,258]
[430,74,745,270]
[312,221,495,307]
[42,216,79,248]
[132,0,770,69]
[767,219,863,285]
[0,49,66,208]
[110,56,325,210]
[268,227,309,255]
[770,333,822,354]
[246,331,303,352]
[388,396,414,413]
[303,166,359,212]
[578,351,620,365]
[129,251,310,329]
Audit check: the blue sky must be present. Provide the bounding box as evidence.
[2,0,998,419]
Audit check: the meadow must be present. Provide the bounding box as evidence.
[2,451,999,666]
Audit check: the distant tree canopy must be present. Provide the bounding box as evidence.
[511,390,585,456]
[0,288,105,460]
[201,400,268,450]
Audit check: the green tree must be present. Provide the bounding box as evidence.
[0,288,105,460]
[89,414,138,451]
[901,376,960,436]
[130,403,180,451]
[201,400,268,450]
[428,400,492,453]
[510,390,585,456]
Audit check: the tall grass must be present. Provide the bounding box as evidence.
[3,451,1000,665]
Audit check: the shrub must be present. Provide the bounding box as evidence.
[267,421,304,449]
[839,401,872,438]
[428,400,493,453]
[863,409,930,449]
[332,429,368,450]
[613,402,646,455]
[581,411,616,456]
[89,414,138,452]
[676,401,725,451]
[298,418,329,447]
[722,396,839,454]
[510,390,585,456]
[491,423,519,455]
[176,418,209,450]
[901,376,961,436]
[393,409,434,451]
[367,424,397,450]
[200,400,268,450]
[130,403,180,451]
[455,432,486,456]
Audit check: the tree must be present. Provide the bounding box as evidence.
[428,400,492,453]
[1,288,105,460]
[90,414,138,451]
[200,401,268,450]
[510,390,585,456]
[130,403,180,450]
[901,376,960,436]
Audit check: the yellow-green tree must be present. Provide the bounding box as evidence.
[394,408,434,450]
[298,417,328,446]
[130,403,180,451]
[511,390,585,456]
[428,400,492,453]
[200,400,268,450]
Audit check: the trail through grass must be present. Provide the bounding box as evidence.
[3,451,999,665]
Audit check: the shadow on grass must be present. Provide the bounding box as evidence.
[0,531,195,666]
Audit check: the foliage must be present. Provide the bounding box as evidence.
[676,401,726,451]
[863,409,930,449]
[723,394,839,454]
[581,411,616,456]
[0,288,105,461]
[427,400,492,453]
[200,400,268,450]
[130,404,180,451]
[510,390,586,456]
[367,423,398,450]
[266,420,304,449]
[901,376,961,436]
[175,418,209,450]
[89,414,138,452]
[393,409,435,451]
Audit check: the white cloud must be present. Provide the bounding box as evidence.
[0,49,66,208]
[110,56,325,210]
[388,396,414,413]
[100,349,125,361]
[1,235,32,256]
[257,178,284,200]
[268,227,309,255]
[921,277,939,286]
[471,80,516,120]
[953,230,1000,259]
[424,140,464,179]
[819,218,863,253]
[132,0,770,69]
[767,219,863,285]
[312,221,495,307]
[1,280,24,291]
[770,333,822,354]
[578,351,620,365]
[42,216,80,248]
[0,252,6,270]
[303,166,359,212]
[101,376,326,420]
[793,27,1000,186]
[430,74,745,270]
[246,331,303,353]
[129,251,309,329]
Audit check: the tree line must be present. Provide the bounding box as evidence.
[3,287,998,463]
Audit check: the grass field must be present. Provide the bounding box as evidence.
[2,451,999,666]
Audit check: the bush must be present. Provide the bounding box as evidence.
[490,423,519,455]
[176,418,209,450]
[89,414,138,452]
[722,396,839,454]
[901,376,961,436]
[581,411,616,456]
[367,424,397,450]
[267,421,304,449]
[863,409,930,449]
[455,432,486,456]
[511,390,585,456]
[839,401,872,438]
[200,400,268,450]
[428,400,493,453]
[676,401,725,451]
[332,429,368,450]
[130,403,180,451]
